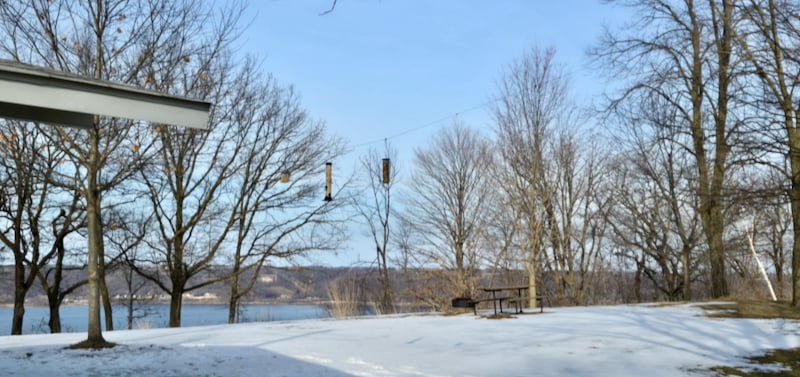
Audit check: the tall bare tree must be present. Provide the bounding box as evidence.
[0,123,45,335]
[591,0,742,298]
[36,193,88,334]
[492,46,572,308]
[0,0,243,346]
[406,121,496,303]
[735,0,800,305]
[0,121,84,335]
[353,143,399,314]
[539,130,611,305]
[132,48,244,328]
[223,65,347,324]
[606,98,704,301]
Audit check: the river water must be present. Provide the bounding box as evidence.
[0,303,328,335]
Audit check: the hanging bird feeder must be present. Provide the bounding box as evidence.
[382,158,390,185]
[324,162,332,201]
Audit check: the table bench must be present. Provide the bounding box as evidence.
[475,286,544,315]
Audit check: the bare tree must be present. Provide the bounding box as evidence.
[539,130,611,305]
[0,121,83,335]
[103,206,151,330]
[492,46,572,308]
[0,123,44,335]
[223,65,347,324]
[606,100,704,301]
[591,0,743,298]
[735,0,800,305]
[0,0,248,346]
[406,121,496,304]
[37,246,88,334]
[722,163,791,300]
[353,143,398,314]
[132,53,244,328]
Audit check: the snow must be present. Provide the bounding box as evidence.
[0,303,797,376]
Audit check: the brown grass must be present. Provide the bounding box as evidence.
[700,300,800,376]
[709,348,800,377]
[696,300,800,320]
[325,274,367,318]
[482,312,515,320]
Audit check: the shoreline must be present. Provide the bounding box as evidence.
[0,300,327,309]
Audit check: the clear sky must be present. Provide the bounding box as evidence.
[237,0,630,266]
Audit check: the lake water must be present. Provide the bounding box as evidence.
[0,304,328,335]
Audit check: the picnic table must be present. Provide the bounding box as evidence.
[476,285,543,315]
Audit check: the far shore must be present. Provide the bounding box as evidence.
[0,300,328,309]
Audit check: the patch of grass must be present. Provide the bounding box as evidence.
[701,301,800,376]
[441,310,468,316]
[697,300,800,320]
[710,348,800,376]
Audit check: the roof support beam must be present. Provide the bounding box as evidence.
[0,61,210,129]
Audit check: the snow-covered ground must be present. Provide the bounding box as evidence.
[0,303,797,376]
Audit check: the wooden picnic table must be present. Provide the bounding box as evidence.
[478,285,544,315]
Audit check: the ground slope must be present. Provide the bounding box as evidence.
[0,303,797,376]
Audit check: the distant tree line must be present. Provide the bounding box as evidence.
[349,0,800,313]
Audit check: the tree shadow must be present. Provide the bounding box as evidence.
[0,341,357,377]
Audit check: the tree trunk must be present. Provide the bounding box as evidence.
[85,189,106,343]
[455,243,465,296]
[169,289,183,327]
[100,261,113,331]
[44,251,69,334]
[11,259,26,335]
[11,285,24,336]
[775,259,784,301]
[635,259,643,303]
[682,250,691,300]
[127,294,134,330]
[124,267,135,330]
[528,266,537,310]
[707,215,728,297]
[82,118,109,345]
[526,240,538,310]
[48,297,62,334]
[707,0,733,299]
[379,259,393,313]
[228,274,239,324]
[790,149,800,306]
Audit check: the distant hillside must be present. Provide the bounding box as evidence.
[0,265,379,306]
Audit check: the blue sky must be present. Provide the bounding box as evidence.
[237,0,629,265]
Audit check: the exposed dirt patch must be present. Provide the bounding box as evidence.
[66,339,117,350]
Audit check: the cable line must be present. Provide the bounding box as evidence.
[348,98,499,151]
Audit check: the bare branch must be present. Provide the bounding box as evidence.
[319,0,338,16]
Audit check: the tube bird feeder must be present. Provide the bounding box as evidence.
[382,158,390,185]
[324,162,332,201]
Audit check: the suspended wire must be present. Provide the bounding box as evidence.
[347,98,500,151]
